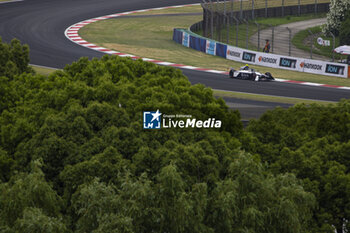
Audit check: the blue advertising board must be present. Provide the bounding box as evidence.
[182,32,189,47]
[172,29,183,44]
[189,36,206,53]
[215,43,227,58]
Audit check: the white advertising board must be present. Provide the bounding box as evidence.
[322,61,348,78]
[301,59,326,74]
[231,46,347,77]
[226,45,244,62]
[254,52,304,72]
[255,53,280,69]
[206,40,216,55]
[182,32,189,47]
[227,45,305,72]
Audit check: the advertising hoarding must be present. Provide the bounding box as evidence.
[226,45,243,62]
[182,32,189,47]
[173,29,349,78]
[206,40,216,55]
[215,43,227,58]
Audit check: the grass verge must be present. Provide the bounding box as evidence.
[292,25,347,61]
[31,65,57,76]
[213,89,335,105]
[79,6,350,87]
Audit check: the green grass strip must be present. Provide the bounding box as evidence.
[31,65,57,76]
[213,89,336,105]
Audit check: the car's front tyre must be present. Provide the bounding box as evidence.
[265,72,274,80]
[229,69,235,78]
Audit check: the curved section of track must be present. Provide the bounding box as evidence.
[65,6,350,91]
[0,0,349,102]
[64,4,230,76]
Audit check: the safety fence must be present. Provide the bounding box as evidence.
[201,0,330,22]
[173,28,349,78]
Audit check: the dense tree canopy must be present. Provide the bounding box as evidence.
[0,38,348,233]
[323,0,350,35]
[0,37,32,79]
[0,37,33,113]
[339,10,350,46]
[245,102,350,233]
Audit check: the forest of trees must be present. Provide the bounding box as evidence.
[0,38,349,232]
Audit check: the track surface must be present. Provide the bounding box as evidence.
[0,0,349,102]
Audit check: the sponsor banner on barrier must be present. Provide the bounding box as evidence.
[191,37,207,53]
[279,57,297,69]
[324,62,347,77]
[256,53,280,68]
[206,40,216,55]
[200,38,207,53]
[172,29,183,44]
[182,32,189,47]
[278,56,304,72]
[226,45,243,62]
[216,43,227,58]
[242,51,257,63]
[300,59,347,78]
[301,59,324,73]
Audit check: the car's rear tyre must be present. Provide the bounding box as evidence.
[229,69,235,78]
[252,73,257,81]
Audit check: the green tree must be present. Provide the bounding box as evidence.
[0,37,32,79]
[156,164,211,233]
[0,147,14,182]
[0,160,64,228]
[323,0,350,35]
[246,101,350,232]
[0,39,317,232]
[13,208,69,233]
[208,153,315,233]
[339,10,350,45]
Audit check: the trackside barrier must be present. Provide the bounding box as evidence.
[172,29,183,44]
[173,28,349,78]
[190,35,206,53]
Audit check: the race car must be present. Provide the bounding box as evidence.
[229,65,274,81]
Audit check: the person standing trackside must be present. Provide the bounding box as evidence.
[263,39,270,53]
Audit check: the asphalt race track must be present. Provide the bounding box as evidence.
[0,0,349,104]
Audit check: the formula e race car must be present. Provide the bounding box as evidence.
[229,65,274,81]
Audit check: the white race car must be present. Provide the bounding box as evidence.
[229,65,274,81]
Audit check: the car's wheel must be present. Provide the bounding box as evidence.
[252,73,257,81]
[229,69,235,78]
[265,72,273,79]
